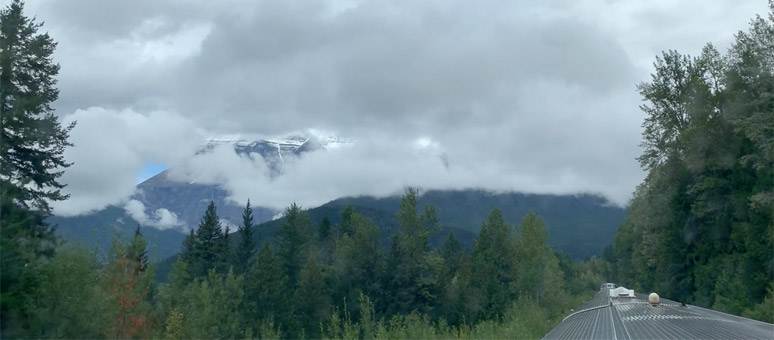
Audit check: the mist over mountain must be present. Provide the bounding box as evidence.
[52,137,626,261]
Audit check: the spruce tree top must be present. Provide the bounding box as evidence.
[196,201,222,243]
[0,0,74,213]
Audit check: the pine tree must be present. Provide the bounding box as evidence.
[234,200,256,275]
[221,224,232,272]
[331,209,384,310]
[295,254,329,338]
[180,229,196,268]
[471,208,517,320]
[438,238,473,325]
[127,226,149,273]
[338,206,357,237]
[105,233,154,338]
[163,309,184,340]
[386,188,443,315]
[192,201,224,278]
[0,2,72,335]
[515,210,565,307]
[0,0,74,213]
[441,232,464,276]
[244,244,291,332]
[318,215,336,264]
[318,215,332,241]
[277,203,313,286]
[438,231,469,323]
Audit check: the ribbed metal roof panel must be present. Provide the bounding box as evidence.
[543,290,774,340]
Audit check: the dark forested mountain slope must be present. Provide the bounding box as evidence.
[55,188,625,262]
[329,190,627,260]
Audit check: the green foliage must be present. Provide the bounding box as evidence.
[6,198,597,338]
[438,232,471,324]
[28,246,108,339]
[188,201,226,278]
[278,202,314,286]
[234,200,256,275]
[470,208,516,320]
[295,254,329,338]
[331,209,384,309]
[0,191,55,334]
[320,294,559,340]
[244,243,291,332]
[0,0,74,213]
[612,4,774,322]
[440,232,464,274]
[170,269,247,339]
[515,210,567,313]
[128,226,149,272]
[104,232,155,338]
[162,308,184,340]
[386,188,443,315]
[319,215,332,240]
[743,283,774,323]
[0,1,73,335]
[9,232,161,338]
[329,189,627,260]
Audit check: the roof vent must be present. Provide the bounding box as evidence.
[649,292,660,306]
[609,287,635,298]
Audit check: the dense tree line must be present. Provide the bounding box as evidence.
[165,190,585,338]
[607,4,774,323]
[5,191,595,339]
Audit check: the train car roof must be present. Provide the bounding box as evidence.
[543,289,774,339]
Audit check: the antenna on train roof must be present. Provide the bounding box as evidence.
[648,292,660,306]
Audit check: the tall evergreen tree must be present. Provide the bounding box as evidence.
[331,209,384,310]
[386,188,443,315]
[318,215,332,241]
[338,206,357,237]
[221,224,232,272]
[295,254,329,338]
[128,226,149,273]
[438,231,471,324]
[0,2,72,335]
[105,232,155,338]
[441,232,464,275]
[318,215,336,264]
[191,201,224,278]
[234,200,256,275]
[514,210,565,308]
[180,229,196,266]
[244,244,291,333]
[277,203,314,286]
[471,208,517,320]
[0,0,73,213]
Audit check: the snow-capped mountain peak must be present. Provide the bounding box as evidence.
[199,133,351,175]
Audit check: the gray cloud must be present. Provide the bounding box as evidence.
[52,107,201,216]
[22,0,770,216]
[124,199,182,229]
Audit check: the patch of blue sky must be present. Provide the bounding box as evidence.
[135,162,167,184]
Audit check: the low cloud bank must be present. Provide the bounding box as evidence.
[124,199,182,229]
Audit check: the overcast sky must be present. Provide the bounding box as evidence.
[18,0,768,217]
